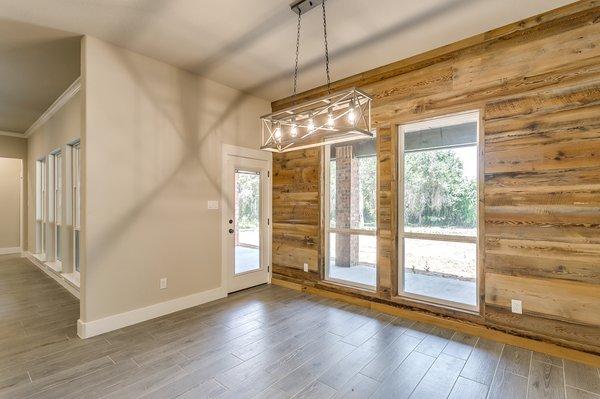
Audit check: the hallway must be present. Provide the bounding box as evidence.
[0,254,598,398]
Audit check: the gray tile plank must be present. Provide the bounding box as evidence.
[532,351,563,367]
[497,345,531,378]
[274,340,355,397]
[566,386,600,399]
[333,373,379,399]
[488,370,528,399]
[414,326,454,357]
[460,338,503,385]
[443,332,479,360]
[176,379,227,399]
[369,351,436,399]
[528,361,566,399]
[447,376,488,399]
[294,380,337,399]
[359,333,422,381]
[409,353,465,399]
[564,360,600,395]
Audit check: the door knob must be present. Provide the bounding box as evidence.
[228,229,234,234]
[228,219,233,224]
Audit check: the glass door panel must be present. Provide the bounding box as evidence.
[234,170,261,275]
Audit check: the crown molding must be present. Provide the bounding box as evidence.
[24,77,81,138]
[0,130,26,139]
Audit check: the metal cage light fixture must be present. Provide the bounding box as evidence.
[260,0,372,153]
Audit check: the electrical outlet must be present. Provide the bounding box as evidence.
[511,299,522,314]
[303,263,308,272]
[207,200,219,210]
[160,278,167,290]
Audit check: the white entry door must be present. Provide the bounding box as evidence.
[222,145,271,293]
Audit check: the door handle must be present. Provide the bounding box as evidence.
[228,228,234,234]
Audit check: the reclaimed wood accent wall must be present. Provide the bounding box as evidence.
[271,0,600,354]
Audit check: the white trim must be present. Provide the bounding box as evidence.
[77,286,227,339]
[0,247,21,255]
[24,77,81,138]
[19,159,24,254]
[62,272,80,289]
[45,260,63,274]
[24,251,80,299]
[0,130,26,138]
[396,110,481,313]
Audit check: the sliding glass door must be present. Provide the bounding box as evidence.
[399,112,479,311]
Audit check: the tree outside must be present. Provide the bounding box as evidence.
[404,148,477,235]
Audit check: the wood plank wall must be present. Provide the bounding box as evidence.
[271,0,600,354]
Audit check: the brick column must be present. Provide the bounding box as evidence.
[335,146,360,267]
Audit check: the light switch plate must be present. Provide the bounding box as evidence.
[511,299,522,314]
[207,200,219,210]
[160,278,167,290]
[303,263,308,272]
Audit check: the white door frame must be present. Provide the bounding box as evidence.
[221,144,272,294]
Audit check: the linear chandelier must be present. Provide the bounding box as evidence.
[260,0,373,153]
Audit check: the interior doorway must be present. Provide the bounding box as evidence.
[0,157,23,255]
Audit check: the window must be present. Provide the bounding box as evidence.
[53,151,63,262]
[324,137,377,289]
[398,111,479,311]
[35,158,47,256]
[71,142,81,273]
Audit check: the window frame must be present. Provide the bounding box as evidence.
[35,157,47,256]
[397,110,482,313]
[323,138,378,292]
[53,150,63,262]
[71,141,81,275]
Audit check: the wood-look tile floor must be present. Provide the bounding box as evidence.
[1,254,599,399]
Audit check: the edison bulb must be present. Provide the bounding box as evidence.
[274,125,282,141]
[307,116,315,131]
[290,123,298,138]
[347,101,356,123]
[327,109,335,128]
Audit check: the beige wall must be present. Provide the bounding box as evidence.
[0,157,22,249]
[27,91,81,259]
[0,135,27,250]
[82,36,270,322]
[0,135,27,159]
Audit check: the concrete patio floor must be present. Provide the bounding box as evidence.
[329,264,476,306]
[236,246,476,307]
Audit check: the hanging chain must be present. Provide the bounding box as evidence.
[292,9,302,105]
[322,0,331,94]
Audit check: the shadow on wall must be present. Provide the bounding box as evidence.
[86,0,476,261]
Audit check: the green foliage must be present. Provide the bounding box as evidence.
[359,156,376,229]
[236,173,260,229]
[404,149,476,228]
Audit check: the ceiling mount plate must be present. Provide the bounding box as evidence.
[290,0,323,15]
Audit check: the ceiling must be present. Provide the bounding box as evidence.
[0,18,80,134]
[0,0,576,118]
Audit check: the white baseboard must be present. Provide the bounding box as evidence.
[77,286,227,339]
[0,247,21,255]
[24,252,80,300]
